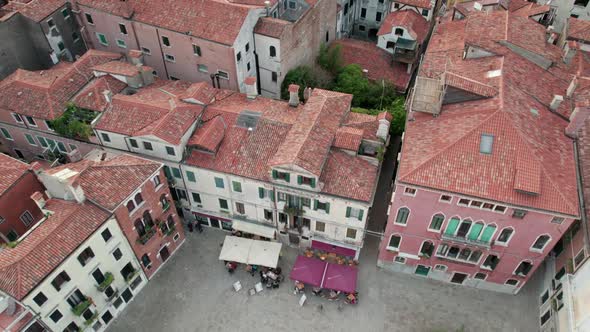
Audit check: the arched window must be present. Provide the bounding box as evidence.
[514,261,533,277]
[479,224,497,244]
[497,227,514,244]
[167,215,175,229]
[459,248,471,260]
[428,214,444,231]
[160,194,169,210]
[532,235,551,251]
[135,219,146,236]
[134,192,143,205]
[467,221,484,241]
[419,241,434,257]
[269,46,276,57]
[325,31,329,43]
[126,200,135,212]
[469,250,482,263]
[143,211,154,228]
[394,207,409,225]
[444,217,461,236]
[388,234,401,250]
[457,219,472,238]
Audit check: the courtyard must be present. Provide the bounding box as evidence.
[108,228,540,332]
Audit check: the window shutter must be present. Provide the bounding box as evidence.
[285,173,290,182]
[258,187,265,199]
[297,175,303,185]
[272,170,278,179]
[444,218,460,236]
[163,166,171,179]
[358,209,364,221]
[311,178,316,188]
[325,203,330,214]
[271,190,275,202]
[479,225,497,243]
[467,223,484,241]
[314,200,318,210]
[346,207,351,218]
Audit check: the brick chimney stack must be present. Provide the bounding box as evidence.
[288,84,300,107]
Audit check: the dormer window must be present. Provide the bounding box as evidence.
[479,134,494,154]
[395,28,403,36]
[298,175,316,188]
[272,170,290,182]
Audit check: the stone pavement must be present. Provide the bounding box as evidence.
[108,228,540,332]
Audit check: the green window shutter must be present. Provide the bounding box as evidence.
[186,171,196,183]
[358,209,364,221]
[444,218,460,236]
[297,175,303,185]
[285,173,290,182]
[172,168,181,179]
[467,223,484,241]
[310,178,316,188]
[163,166,172,179]
[479,225,497,243]
[325,203,330,214]
[346,207,351,218]
[271,190,275,202]
[272,170,278,179]
[215,177,224,188]
[25,134,35,145]
[258,187,265,199]
[232,181,242,192]
[314,200,318,210]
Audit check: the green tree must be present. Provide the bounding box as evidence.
[386,97,406,136]
[49,103,95,140]
[317,43,343,75]
[281,66,318,100]
[333,64,371,107]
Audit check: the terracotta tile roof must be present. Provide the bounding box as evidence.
[47,154,161,210]
[343,112,380,141]
[72,76,127,112]
[254,17,290,38]
[5,0,66,22]
[0,153,30,195]
[0,199,109,300]
[568,18,590,43]
[94,80,203,145]
[320,149,378,202]
[331,39,412,91]
[269,89,352,176]
[333,127,363,151]
[92,61,144,77]
[0,50,122,120]
[575,109,590,221]
[227,0,278,6]
[187,116,226,152]
[445,72,498,97]
[402,11,582,216]
[454,0,502,16]
[377,10,430,44]
[394,0,432,9]
[78,0,251,45]
[179,82,217,105]
[377,111,393,122]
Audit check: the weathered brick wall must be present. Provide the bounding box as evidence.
[0,171,45,242]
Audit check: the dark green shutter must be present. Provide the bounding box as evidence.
[358,209,364,221]
[285,173,290,182]
[310,178,316,188]
[325,203,330,214]
[271,190,275,202]
[346,207,351,218]
[444,218,460,236]
[297,176,303,185]
[164,166,172,179]
[258,187,265,199]
[314,200,318,210]
[272,170,278,179]
[480,225,497,243]
[467,223,484,241]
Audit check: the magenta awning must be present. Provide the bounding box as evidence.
[312,240,356,257]
[322,263,358,293]
[289,255,327,287]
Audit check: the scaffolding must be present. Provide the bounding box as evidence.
[406,54,449,116]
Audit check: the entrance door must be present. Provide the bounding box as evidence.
[121,288,133,303]
[160,246,170,262]
[289,232,300,245]
[451,272,468,284]
[415,265,431,276]
[209,218,220,229]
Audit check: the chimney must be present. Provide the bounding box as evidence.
[288,84,300,107]
[103,90,113,104]
[550,95,564,111]
[30,192,46,210]
[30,161,43,174]
[128,49,144,66]
[244,76,258,99]
[376,112,392,141]
[303,87,312,102]
[473,2,482,11]
[563,41,578,64]
[567,77,578,97]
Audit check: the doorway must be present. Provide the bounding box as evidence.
[368,28,378,41]
[209,218,220,229]
[451,272,468,284]
[288,232,300,245]
[121,288,133,303]
[14,149,24,159]
[160,246,170,262]
[415,265,431,276]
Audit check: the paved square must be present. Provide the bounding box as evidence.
[108,228,539,332]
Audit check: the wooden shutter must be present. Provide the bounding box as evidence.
[467,223,484,241]
[311,178,316,188]
[358,209,364,221]
[297,175,303,185]
[272,170,278,179]
[285,173,290,182]
[314,200,318,210]
[444,218,460,235]
[325,203,330,214]
[479,225,497,243]
[258,187,265,199]
[346,207,351,218]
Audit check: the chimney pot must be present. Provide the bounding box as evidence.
[288,84,300,107]
[102,90,113,103]
[244,76,258,99]
[567,77,578,97]
[31,191,46,210]
[550,95,564,111]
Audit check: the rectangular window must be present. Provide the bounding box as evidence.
[360,8,367,18]
[272,71,278,82]
[314,200,330,214]
[301,197,311,208]
[192,192,201,203]
[346,207,364,220]
[101,228,112,242]
[112,248,122,261]
[47,18,55,29]
[97,33,108,46]
[25,116,36,126]
[12,113,23,123]
[273,170,290,182]
[165,146,175,156]
[129,139,138,148]
[264,209,273,221]
[0,128,12,140]
[143,141,153,150]
[219,199,229,210]
[186,171,196,183]
[24,134,36,146]
[33,292,48,306]
[37,136,48,148]
[232,181,242,192]
[198,64,208,73]
[101,132,111,142]
[215,177,224,188]
[512,209,527,219]
[551,217,564,224]
[77,247,95,267]
[49,309,63,323]
[315,221,325,232]
[457,198,470,206]
[85,13,94,24]
[440,195,452,202]
[235,202,245,214]
[20,211,34,226]
[141,47,151,55]
[164,54,175,62]
[193,44,201,56]
[247,62,251,71]
[162,36,171,47]
[404,187,416,196]
[376,12,382,22]
[62,8,70,18]
[245,42,250,52]
[217,70,229,80]
[480,134,494,154]
[69,144,77,151]
[116,39,127,48]
[171,167,181,179]
[421,9,429,16]
[119,23,128,35]
[346,228,357,239]
[57,142,67,153]
[51,271,71,291]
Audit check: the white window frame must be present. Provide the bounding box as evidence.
[394,206,410,226]
[314,221,325,233]
[386,234,401,251]
[24,134,37,146]
[530,234,551,252]
[394,256,406,264]
[495,227,514,246]
[418,240,434,257]
[439,194,452,203]
[164,54,176,63]
[403,187,416,196]
[1,127,13,141]
[574,248,586,268]
[427,212,445,233]
[217,70,230,80]
[141,47,151,55]
[62,8,70,20]
[44,120,54,131]
[540,308,551,327]
[11,113,23,123]
[473,272,487,280]
[96,32,108,46]
[116,39,127,49]
[118,23,128,35]
[197,64,208,73]
[20,210,34,226]
[505,279,519,287]
[346,228,357,240]
[25,116,37,127]
[161,35,171,47]
[513,260,533,277]
[434,264,447,272]
[47,18,57,32]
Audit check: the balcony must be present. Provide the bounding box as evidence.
[136,227,157,245]
[84,312,98,326]
[441,233,491,249]
[393,38,419,64]
[96,272,114,292]
[162,201,171,212]
[125,269,139,283]
[165,223,176,236]
[71,299,91,316]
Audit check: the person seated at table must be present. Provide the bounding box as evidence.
[226,261,237,273]
[293,281,305,294]
[312,287,322,296]
[327,290,340,300]
[346,292,357,304]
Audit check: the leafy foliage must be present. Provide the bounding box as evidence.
[49,103,95,140]
[333,64,398,109]
[317,43,343,75]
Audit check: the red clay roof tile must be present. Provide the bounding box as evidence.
[377,10,430,44]
[0,154,30,195]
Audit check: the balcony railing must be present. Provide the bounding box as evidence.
[162,201,171,212]
[441,233,491,249]
[96,272,114,292]
[125,270,139,283]
[136,227,156,245]
[71,299,91,316]
[84,312,98,326]
[165,223,176,236]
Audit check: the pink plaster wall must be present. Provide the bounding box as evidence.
[77,5,138,55]
[378,183,576,288]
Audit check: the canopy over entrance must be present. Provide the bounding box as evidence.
[232,220,276,239]
[311,240,356,257]
[218,236,282,268]
[322,263,358,293]
[289,255,327,288]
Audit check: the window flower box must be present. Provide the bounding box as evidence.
[96,272,114,291]
[71,299,91,316]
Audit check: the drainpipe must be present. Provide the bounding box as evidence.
[155,28,170,79]
[573,140,590,257]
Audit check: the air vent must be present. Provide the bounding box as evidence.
[236,110,262,129]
